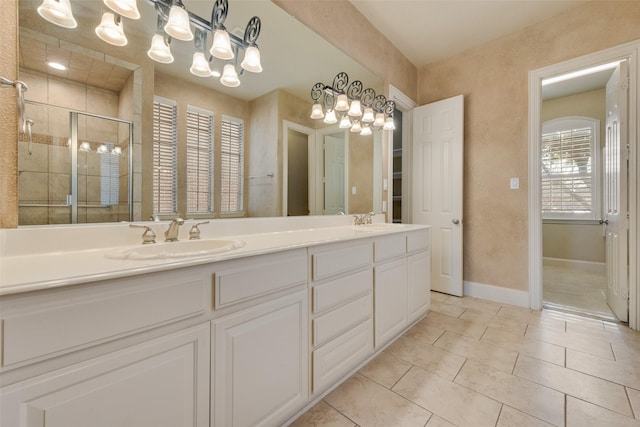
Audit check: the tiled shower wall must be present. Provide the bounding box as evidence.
[17,70,131,225]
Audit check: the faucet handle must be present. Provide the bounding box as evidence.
[189,221,210,240]
[129,224,156,244]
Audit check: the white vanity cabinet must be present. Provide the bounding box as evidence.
[373,229,431,349]
[308,240,374,395]
[0,323,211,427]
[210,249,308,427]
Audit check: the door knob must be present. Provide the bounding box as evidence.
[599,219,609,225]
[452,219,460,225]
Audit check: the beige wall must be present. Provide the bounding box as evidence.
[349,132,374,213]
[417,1,640,291]
[541,88,606,263]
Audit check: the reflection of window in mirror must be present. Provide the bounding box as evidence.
[152,97,178,215]
[186,106,214,215]
[220,116,244,215]
[541,117,600,221]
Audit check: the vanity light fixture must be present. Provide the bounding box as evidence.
[78,141,91,152]
[97,144,109,154]
[164,0,193,41]
[310,72,395,135]
[104,0,140,20]
[37,0,77,29]
[190,28,213,77]
[95,12,128,47]
[148,15,174,64]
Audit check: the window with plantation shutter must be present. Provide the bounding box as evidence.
[152,97,177,214]
[541,117,600,220]
[99,142,119,206]
[186,106,214,214]
[220,115,244,214]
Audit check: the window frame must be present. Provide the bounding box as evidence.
[541,116,601,221]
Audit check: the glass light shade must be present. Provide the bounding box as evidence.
[112,146,122,155]
[361,108,375,123]
[383,117,396,130]
[335,94,349,112]
[147,34,174,64]
[241,46,262,73]
[350,121,362,133]
[348,99,362,117]
[360,125,372,136]
[95,12,128,47]
[323,110,337,124]
[220,64,240,87]
[97,144,109,154]
[164,5,193,41]
[104,0,140,20]
[310,103,324,119]
[373,113,385,127]
[339,115,351,129]
[190,52,212,77]
[210,29,234,60]
[37,0,77,28]
[79,142,91,152]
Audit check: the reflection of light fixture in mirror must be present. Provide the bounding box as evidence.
[96,12,128,46]
[310,72,395,136]
[323,110,337,124]
[79,141,91,152]
[47,61,67,71]
[37,0,77,28]
[97,144,109,154]
[220,64,240,87]
[112,146,122,155]
[190,28,212,77]
[165,0,193,41]
[104,0,140,20]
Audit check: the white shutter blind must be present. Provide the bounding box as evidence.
[153,99,177,214]
[541,117,599,219]
[220,116,244,213]
[186,107,214,214]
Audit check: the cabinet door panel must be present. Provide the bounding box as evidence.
[213,290,308,427]
[0,324,210,427]
[408,251,431,323]
[374,258,408,348]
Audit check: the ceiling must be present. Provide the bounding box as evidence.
[350,0,591,68]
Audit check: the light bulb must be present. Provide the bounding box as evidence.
[348,99,362,117]
[103,0,140,20]
[190,52,212,77]
[79,142,91,152]
[323,110,337,124]
[362,107,375,123]
[210,29,234,60]
[360,125,372,136]
[373,113,385,127]
[95,12,128,47]
[310,103,324,119]
[339,115,351,129]
[383,117,396,130]
[97,144,109,154]
[220,64,240,87]
[37,0,77,28]
[147,34,174,64]
[241,46,262,73]
[165,3,193,41]
[335,94,349,112]
[112,146,122,155]
[350,121,362,133]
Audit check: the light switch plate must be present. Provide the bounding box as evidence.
[510,177,520,190]
[352,186,357,195]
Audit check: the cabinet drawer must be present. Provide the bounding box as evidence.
[312,319,373,394]
[312,294,371,347]
[312,242,371,281]
[312,269,371,314]
[213,249,307,310]
[374,233,406,262]
[407,229,430,253]
[2,270,208,367]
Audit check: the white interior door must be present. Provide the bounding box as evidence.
[412,95,464,296]
[604,61,629,322]
[324,134,345,215]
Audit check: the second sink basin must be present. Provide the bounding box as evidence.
[107,239,246,260]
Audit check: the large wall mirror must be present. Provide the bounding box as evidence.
[16,0,383,225]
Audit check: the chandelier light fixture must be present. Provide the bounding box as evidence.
[35,0,263,88]
[310,72,396,136]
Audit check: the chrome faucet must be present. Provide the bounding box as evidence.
[353,212,375,225]
[164,218,184,242]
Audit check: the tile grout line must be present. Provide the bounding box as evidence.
[625,386,638,420]
[321,397,359,427]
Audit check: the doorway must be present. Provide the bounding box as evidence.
[529,41,639,329]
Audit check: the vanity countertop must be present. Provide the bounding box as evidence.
[0,221,429,296]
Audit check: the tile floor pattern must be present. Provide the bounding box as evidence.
[291,292,640,427]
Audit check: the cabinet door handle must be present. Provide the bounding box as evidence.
[452,219,460,225]
[599,219,609,225]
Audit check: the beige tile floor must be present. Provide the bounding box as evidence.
[291,292,640,427]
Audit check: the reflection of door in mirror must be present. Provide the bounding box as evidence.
[324,133,346,215]
[18,104,132,225]
[287,129,309,216]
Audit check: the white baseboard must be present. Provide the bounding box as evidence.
[463,281,530,308]
[543,257,606,274]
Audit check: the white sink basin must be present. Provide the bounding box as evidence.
[107,239,246,260]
